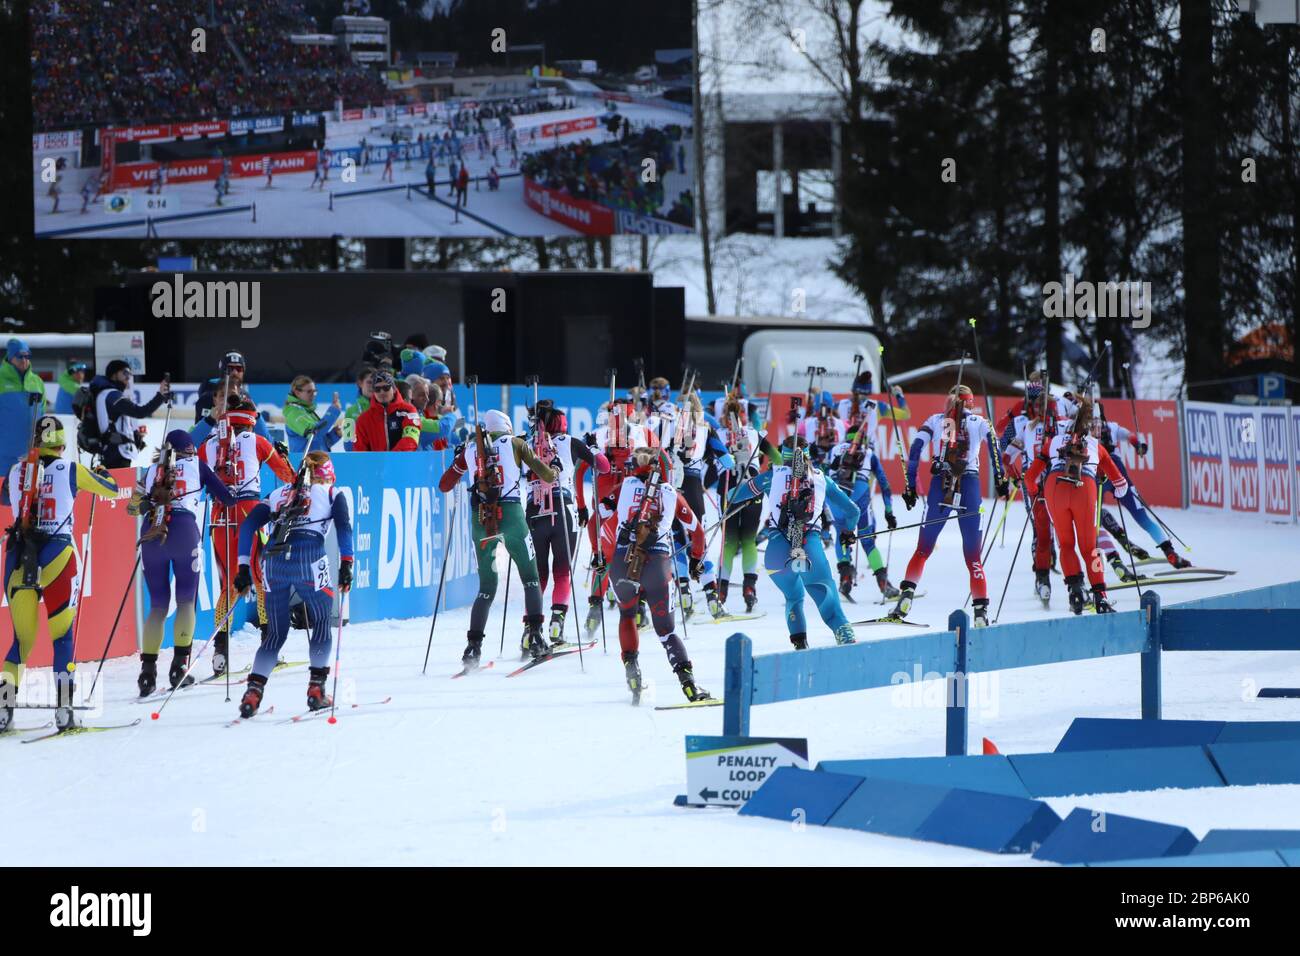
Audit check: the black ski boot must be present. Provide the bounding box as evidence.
[549,607,569,647]
[169,646,195,689]
[1160,540,1191,569]
[54,678,76,731]
[837,562,855,601]
[584,595,603,635]
[518,618,532,661]
[622,651,643,704]
[462,631,484,668]
[212,631,229,677]
[306,667,332,711]
[673,662,713,703]
[790,631,809,650]
[137,655,158,698]
[679,579,695,621]
[1066,574,1086,616]
[1034,569,1052,603]
[0,679,14,734]
[891,583,917,620]
[1107,552,1136,582]
[239,675,266,718]
[526,616,551,660]
[742,573,758,613]
[875,568,900,599]
[1092,586,1116,614]
[705,582,725,619]
[973,599,990,628]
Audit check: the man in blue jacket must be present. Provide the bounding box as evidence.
[0,339,46,476]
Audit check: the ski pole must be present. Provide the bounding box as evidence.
[498,549,513,658]
[327,590,345,724]
[993,500,1034,623]
[85,550,143,701]
[422,488,459,675]
[1113,490,1144,599]
[558,501,584,670]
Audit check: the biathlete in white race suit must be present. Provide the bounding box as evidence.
[601,448,710,704]
[133,430,237,697]
[998,374,1063,602]
[893,385,1009,628]
[232,451,354,718]
[520,399,609,652]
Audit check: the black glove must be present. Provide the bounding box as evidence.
[338,560,353,592]
[28,391,42,405]
[583,432,597,448]
[600,494,616,512]
[885,510,897,530]
[93,465,112,480]
[233,564,253,595]
[577,505,590,527]
[996,479,1011,499]
[902,485,918,510]
[1135,442,1149,457]
[840,530,857,549]
[273,440,290,459]
[453,442,466,458]
[689,556,705,581]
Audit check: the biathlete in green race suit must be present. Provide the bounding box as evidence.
[437,409,557,667]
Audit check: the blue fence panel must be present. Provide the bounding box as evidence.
[966,610,1150,672]
[750,631,957,706]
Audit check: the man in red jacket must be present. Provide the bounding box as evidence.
[354,370,421,451]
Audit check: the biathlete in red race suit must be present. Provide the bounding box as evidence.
[1024,399,1129,616]
[199,399,295,676]
[601,448,709,705]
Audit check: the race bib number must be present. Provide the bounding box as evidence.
[314,555,332,591]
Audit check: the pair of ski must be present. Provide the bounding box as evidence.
[1107,567,1235,591]
[20,718,143,744]
[226,697,393,727]
[451,641,597,679]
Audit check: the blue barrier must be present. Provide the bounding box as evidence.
[722,581,1300,755]
[1032,808,1198,864]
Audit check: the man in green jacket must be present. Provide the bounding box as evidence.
[0,339,46,475]
[283,375,344,453]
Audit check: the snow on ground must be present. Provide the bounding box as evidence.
[3,505,1297,866]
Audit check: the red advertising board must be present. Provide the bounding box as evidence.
[539,116,598,138]
[342,109,364,120]
[108,150,317,190]
[522,177,615,235]
[761,393,1183,507]
[0,468,138,668]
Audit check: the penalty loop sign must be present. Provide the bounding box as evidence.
[685,736,808,807]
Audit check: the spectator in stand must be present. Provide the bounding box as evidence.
[0,339,46,476]
[425,156,437,198]
[353,370,420,451]
[405,374,458,451]
[399,344,427,380]
[455,164,469,208]
[488,166,500,191]
[54,360,90,414]
[282,375,343,453]
[343,366,375,449]
[196,351,247,423]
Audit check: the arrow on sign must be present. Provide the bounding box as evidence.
[699,787,719,801]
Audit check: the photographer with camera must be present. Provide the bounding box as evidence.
[77,360,171,469]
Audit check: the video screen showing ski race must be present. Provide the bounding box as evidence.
[30,0,694,238]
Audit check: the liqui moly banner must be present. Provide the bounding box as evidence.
[1185,403,1226,509]
[1184,402,1298,519]
[1261,409,1293,518]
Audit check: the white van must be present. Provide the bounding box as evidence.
[741,327,883,396]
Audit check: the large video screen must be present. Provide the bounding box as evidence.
[30,0,694,238]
